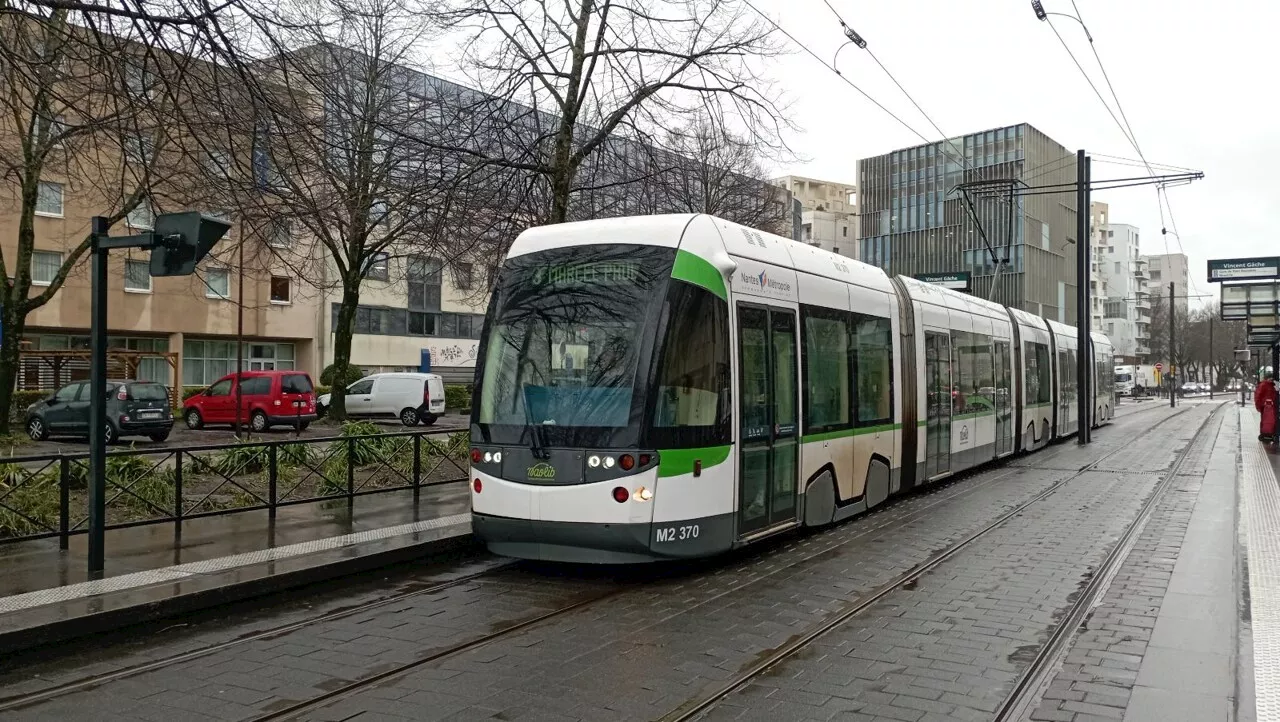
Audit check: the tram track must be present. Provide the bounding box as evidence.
[0,559,520,712]
[993,400,1229,721]
[240,406,1196,722]
[0,404,1193,720]
[659,402,1218,722]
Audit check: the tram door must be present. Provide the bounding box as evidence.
[924,332,952,478]
[994,340,1013,456]
[737,305,799,536]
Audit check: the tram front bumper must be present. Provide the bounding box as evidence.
[472,512,658,564]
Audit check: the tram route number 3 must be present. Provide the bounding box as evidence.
[655,524,699,542]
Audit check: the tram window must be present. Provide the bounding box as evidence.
[853,314,892,426]
[956,331,993,415]
[802,307,851,433]
[649,282,730,446]
[1026,342,1052,405]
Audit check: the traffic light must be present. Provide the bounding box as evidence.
[149,212,232,277]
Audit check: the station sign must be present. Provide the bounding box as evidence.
[914,272,971,291]
[1208,256,1280,282]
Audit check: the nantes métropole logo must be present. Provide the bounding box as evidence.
[740,269,792,293]
[527,462,556,480]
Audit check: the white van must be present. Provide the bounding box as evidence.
[316,372,447,426]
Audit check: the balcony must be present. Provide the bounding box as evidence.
[1135,344,1151,356]
[1133,259,1150,281]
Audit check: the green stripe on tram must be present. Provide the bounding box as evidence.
[801,423,901,444]
[671,250,727,300]
[657,445,732,477]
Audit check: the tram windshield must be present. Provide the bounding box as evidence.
[474,245,673,447]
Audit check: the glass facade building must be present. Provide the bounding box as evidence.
[857,123,1080,323]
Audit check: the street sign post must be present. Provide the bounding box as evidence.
[86,212,230,577]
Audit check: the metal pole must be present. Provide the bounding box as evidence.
[1209,317,1214,399]
[1075,150,1089,444]
[87,216,109,577]
[234,235,245,438]
[1169,282,1176,409]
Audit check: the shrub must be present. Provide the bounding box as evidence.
[182,386,207,401]
[212,441,269,475]
[320,364,364,387]
[444,384,472,410]
[104,454,175,514]
[0,465,59,537]
[9,389,52,422]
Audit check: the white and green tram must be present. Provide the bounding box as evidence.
[468,214,1114,563]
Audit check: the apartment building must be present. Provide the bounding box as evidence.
[1098,223,1152,361]
[770,175,858,257]
[1143,252,1190,315]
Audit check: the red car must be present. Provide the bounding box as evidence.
[183,370,318,432]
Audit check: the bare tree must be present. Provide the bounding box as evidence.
[651,117,789,234]
[0,8,225,433]
[238,0,534,419]
[432,0,790,224]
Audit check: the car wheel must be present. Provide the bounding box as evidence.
[185,409,204,430]
[149,430,171,442]
[26,416,48,442]
[297,421,310,431]
[400,407,419,426]
[315,403,326,419]
[251,410,269,433]
[104,422,119,445]
[418,413,438,427]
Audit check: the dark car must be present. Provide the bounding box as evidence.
[25,380,175,444]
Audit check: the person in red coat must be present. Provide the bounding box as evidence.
[1256,373,1278,440]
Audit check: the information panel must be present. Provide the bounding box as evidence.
[914,272,971,291]
[1208,256,1280,282]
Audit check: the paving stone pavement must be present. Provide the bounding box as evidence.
[0,405,1210,722]
[690,404,1225,722]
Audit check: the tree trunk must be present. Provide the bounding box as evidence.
[0,301,25,436]
[328,282,361,421]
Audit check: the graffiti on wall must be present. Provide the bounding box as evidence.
[424,339,480,367]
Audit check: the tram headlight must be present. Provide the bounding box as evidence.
[588,455,601,468]
[493,452,502,463]
[603,456,616,469]
[633,486,652,502]
[483,451,493,463]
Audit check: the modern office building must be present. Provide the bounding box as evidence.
[1143,252,1190,316]
[770,175,858,257]
[856,123,1081,323]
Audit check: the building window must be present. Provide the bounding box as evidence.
[124,134,153,164]
[181,340,296,385]
[1150,270,1161,281]
[35,181,63,217]
[204,268,231,299]
[267,220,291,248]
[453,262,474,290]
[37,114,66,148]
[124,259,151,292]
[842,226,848,238]
[364,252,389,281]
[408,255,441,310]
[1114,262,1121,274]
[127,198,155,230]
[270,276,291,304]
[31,250,62,285]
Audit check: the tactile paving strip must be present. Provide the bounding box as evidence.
[1241,407,1280,721]
[0,513,470,614]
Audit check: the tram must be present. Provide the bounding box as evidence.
[468,214,1114,563]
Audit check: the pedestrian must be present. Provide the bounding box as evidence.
[1255,373,1278,441]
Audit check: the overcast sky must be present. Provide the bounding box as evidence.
[756,0,1269,307]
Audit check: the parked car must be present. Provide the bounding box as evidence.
[183,370,317,432]
[316,372,446,426]
[25,379,174,444]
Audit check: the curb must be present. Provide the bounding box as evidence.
[0,530,480,656]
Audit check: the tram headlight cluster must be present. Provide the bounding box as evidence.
[590,454,642,470]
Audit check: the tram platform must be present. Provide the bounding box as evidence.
[0,484,473,655]
[0,400,1273,722]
